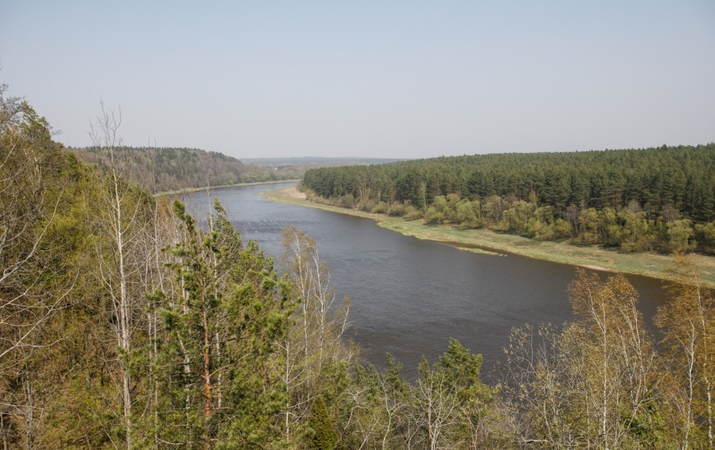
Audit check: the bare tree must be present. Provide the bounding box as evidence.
[279,225,352,444]
[504,272,664,449]
[409,359,459,450]
[503,323,578,448]
[90,101,149,450]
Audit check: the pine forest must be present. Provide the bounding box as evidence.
[302,146,715,255]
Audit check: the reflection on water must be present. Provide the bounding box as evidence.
[182,182,668,379]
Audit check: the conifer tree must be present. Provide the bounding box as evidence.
[155,199,294,448]
[309,395,337,450]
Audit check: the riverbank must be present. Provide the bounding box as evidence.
[262,187,715,288]
[157,179,301,197]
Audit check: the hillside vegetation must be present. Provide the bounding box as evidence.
[72,146,303,193]
[302,145,715,255]
[3,87,715,448]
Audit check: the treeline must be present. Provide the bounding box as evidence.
[302,145,715,254]
[72,145,303,194]
[3,88,715,449]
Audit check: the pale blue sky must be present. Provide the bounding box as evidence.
[1,1,714,159]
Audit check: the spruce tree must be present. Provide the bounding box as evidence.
[309,395,337,450]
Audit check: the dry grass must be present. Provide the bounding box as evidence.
[262,187,715,288]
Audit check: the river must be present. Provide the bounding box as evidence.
[182,182,668,379]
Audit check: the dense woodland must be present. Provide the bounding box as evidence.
[72,146,303,194]
[3,86,715,449]
[302,146,715,255]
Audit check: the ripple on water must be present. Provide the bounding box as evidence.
[183,183,669,380]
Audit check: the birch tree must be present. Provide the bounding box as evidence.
[506,271,665,448]
[503,323,578,448]
[279,225,352,445]
[558,271,664,447]
[565,270,663,448]
[405,340,497,449]
[90,102,155,449]
[656,256,715,449]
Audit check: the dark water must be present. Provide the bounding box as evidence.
[181,182,668,378]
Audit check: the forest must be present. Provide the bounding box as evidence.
[301,146,715,255]
[72,145,304,194]
[2,86,715,449]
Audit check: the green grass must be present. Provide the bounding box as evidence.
[261,188,715,288]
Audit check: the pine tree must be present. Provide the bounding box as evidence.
[155,200,294,448]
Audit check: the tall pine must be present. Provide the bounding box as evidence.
[154,200,294,448]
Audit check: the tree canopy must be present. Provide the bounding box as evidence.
[302,145,715,254]
[72,145,303,194]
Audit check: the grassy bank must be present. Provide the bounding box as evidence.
[261,187,715,288]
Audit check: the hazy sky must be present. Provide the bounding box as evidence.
[1,1,714,160]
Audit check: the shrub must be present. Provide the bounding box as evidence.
[403,205,423,220]
[387,202,405,217]
[371,201,388,214]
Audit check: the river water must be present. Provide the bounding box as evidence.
[182,182,668,378]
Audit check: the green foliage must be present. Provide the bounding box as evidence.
[303,145,715,253]
[695,220,715,255]
[308,395,337,450]
[156,200,294,448]
[72,145,301,194]
[667,219,696,253]
[0,86,114,448]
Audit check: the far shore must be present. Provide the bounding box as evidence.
[261,187,715,288]
[155,179,301,197]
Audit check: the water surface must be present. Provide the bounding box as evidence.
[182,183,668,378]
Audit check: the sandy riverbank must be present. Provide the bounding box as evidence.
[156,179,301,197]
[283,186,307,199]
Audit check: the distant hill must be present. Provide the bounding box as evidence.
[71,146,304,194]
[241,156,404,166]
